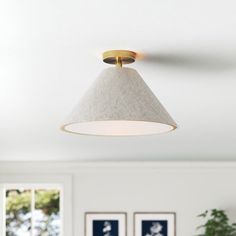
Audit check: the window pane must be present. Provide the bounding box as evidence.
[6,189,31,236]
[34,189,60,236]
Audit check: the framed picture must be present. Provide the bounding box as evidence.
[85,212,127,236]
[134,212,176,236]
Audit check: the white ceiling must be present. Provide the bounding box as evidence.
[1,0,236,161]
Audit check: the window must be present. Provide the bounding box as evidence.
[0,174,72,236]
[5,186,61,236]
[3,185,61,236]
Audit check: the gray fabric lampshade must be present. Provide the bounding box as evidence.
[61,67,177,136]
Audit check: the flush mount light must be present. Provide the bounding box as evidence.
[61,50,177,136]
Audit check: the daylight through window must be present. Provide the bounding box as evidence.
[5,187,61,236]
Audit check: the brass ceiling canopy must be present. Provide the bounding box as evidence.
[103,50,136,66]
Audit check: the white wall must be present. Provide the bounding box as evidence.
[1,162,236,236]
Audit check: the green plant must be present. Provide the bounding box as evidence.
[197,209,236,236]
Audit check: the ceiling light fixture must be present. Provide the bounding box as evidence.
[61,50,177,136]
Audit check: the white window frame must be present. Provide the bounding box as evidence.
[0,174,72,236]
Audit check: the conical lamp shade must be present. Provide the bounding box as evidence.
[61,67,177,136]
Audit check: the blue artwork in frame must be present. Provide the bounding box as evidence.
[93,220,119,236]
[86,213,127,236]
[142,220,168,236]
[134,213,176,236]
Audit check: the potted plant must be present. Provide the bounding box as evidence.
[196,209,236,236]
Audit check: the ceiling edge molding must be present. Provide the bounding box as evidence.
[0,161,236,174]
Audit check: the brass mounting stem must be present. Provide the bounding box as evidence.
[116,56,122,67]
